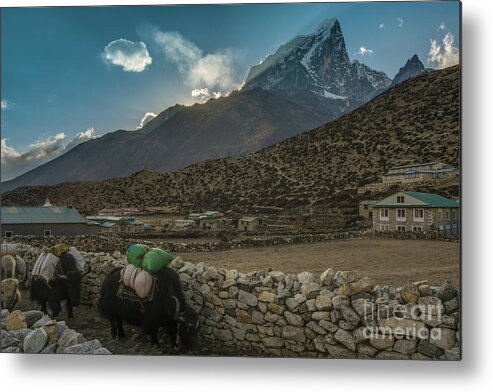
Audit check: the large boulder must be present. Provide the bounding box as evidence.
[5,310,27,331]
[23,310,44,328]
[23,328,48,353]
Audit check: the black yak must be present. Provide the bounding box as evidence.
[98,266,201,352]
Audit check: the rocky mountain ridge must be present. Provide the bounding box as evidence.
[2,66,460,215]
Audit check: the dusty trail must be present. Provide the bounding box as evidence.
[178,237,460,287]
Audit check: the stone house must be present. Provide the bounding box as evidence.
[382,162,458,184]
[174,219,196,228]
[238,217,261,232]
[199,218,231,231]
[359,200,378,219]
[372,192,460,236]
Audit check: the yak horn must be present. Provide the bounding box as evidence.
[172,296,181,319]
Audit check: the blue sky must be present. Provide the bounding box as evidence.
[1,1,460,180]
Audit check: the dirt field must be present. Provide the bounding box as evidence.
[177,237,460,287]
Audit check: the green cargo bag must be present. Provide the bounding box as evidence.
[142,248,174,273]
[126,244,149,268]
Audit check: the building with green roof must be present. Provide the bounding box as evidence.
[372,192,460,236]
[86,215,144,234]
[382,162,458,184]
[1,205,98,237]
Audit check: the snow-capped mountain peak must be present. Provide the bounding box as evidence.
[244,18,390,104]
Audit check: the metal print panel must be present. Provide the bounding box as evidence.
[0,1,461,360]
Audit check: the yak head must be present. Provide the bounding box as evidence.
[1,278,21,311]
[172,296,200,351]
[56,253,91,307]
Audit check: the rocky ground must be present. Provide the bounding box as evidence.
[11,291,241,357]
[1,307,111,354]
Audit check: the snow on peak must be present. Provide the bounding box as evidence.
[314,18,337,37]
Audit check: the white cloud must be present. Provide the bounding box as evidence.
[437,22,446,31]
[191,88,211,103]
[427,32,459,69]
[1,99,12,110]
[103,39,152,72]
[357,46,374,56]
[152,29,238,97]
[1,129,98,181]
[137,112,157,129]
[397,17,404,28]
[65,128,96,150]
[379,23,385,30]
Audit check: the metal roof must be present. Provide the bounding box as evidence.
[373,192,459,208]
[359,200,378,205]
[239,216,260,222]
[403,192,460,207]
[389,162,437,170]
[1,206,87,225]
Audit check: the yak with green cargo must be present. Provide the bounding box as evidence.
[98,244,202,352]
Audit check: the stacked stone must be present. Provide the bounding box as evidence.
[79,251,127,306]
[7,229,456,262]
[374,230,459,242]
[171,257,460,360]
[1,309,111,354]
[9,244,460,359]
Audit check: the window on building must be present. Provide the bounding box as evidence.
[451,210,457,219]
[414,209,424,222]
[380,209,389,220]
[396,226,406,231]
[397,209,406,220]
[44,229,52,236]
[412,226,423,232]
[443,210,450,220]
[4,231,13,238]
[397,196,405,203]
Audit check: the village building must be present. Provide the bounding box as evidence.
[199,218,232,231]
[98,207,140,216]
[1,201,98,237]
[186,210,227,230]
[359,200,378,219]
[188,213,204,221]
[174,219,196,228]
[238,217,262,232]
[372,192,460,236]
[382,162,458,184]
[188,211,224,220]
[87,215,144,234]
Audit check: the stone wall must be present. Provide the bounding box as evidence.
[14,245,460,360]
[5,228,457,256]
